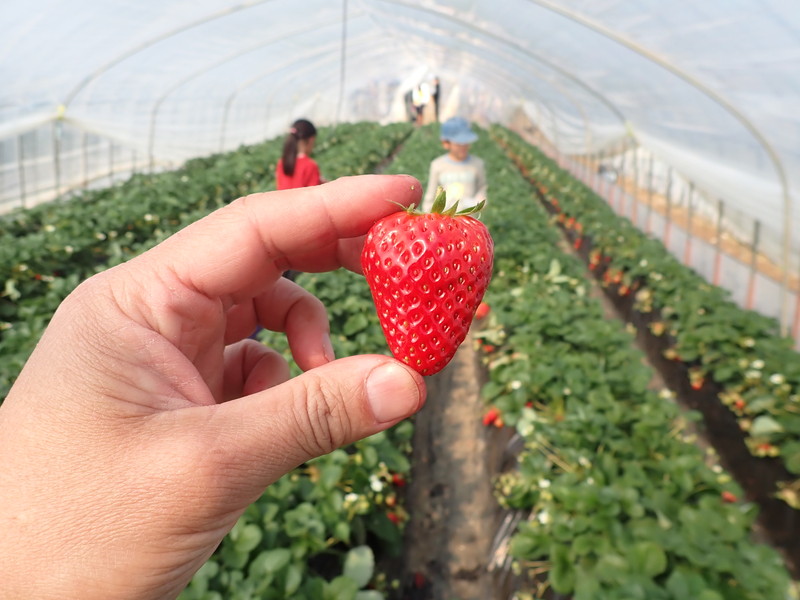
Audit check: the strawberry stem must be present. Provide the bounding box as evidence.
[422,186,485,217]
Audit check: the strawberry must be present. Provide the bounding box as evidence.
[361,187,494,376]
[482,407,500,426]
[475,301,491,320]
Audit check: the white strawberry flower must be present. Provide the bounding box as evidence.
[769,373,786,386]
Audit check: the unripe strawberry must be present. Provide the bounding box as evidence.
[362,188,494,376]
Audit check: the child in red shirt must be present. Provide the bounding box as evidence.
[276,119,322,190]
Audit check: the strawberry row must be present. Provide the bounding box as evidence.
[491,126,800,508]
[0,121,411,324]
[0,122,413,401]
[468,129,792,597]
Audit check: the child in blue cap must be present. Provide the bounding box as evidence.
[422,117,488,213]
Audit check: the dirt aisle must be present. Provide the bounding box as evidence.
[402,337,501,599]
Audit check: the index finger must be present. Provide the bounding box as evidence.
[144,174,421,302]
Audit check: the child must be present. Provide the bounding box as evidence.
[273,118,323,286]
[276,118,322,190]
[422,117,487,213]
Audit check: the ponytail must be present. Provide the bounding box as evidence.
[281,119,317,176]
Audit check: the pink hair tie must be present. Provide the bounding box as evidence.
[289,127,298,135]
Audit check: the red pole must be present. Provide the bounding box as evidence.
[683,183,695,266]
[745,221,761,310]
[712,199,724,286]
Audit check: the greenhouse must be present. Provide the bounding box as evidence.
[2,1,800,598]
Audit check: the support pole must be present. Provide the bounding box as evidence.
[745,220,761,310]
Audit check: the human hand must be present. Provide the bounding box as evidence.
[0,175,426,600]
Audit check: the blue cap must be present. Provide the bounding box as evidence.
[440,117,478,144]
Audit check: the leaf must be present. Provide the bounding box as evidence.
[549,544,575,593]
[251,548,291,574]
[326,575,359,600]
[284,562,303,596]
[355,592,384,600]
[697,591,725,600]
[343,313,369,336]
[749,415,784,437]
[234,523,263,554]
[631,541,667,577]
[343,546,375,589]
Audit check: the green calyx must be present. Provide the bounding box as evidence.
[409,186,485,216]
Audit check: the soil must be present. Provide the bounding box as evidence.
[399,335,516,599]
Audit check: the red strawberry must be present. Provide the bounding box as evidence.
[361,187,494,376]
[475,301,491,320]
[482,407,500,426]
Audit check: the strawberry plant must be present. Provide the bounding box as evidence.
[492,125,800,483]
[472,125,792,598]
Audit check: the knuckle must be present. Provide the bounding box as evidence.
[292,377,352,457]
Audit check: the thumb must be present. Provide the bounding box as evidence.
[201,355,426,496]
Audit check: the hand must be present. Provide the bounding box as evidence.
[0,175,427,600]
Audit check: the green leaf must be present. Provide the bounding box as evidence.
[285,563,303,596]
[630,541,667,577]
[327,575,359,600]
[355,592,384,600]
[343,546,375,589]
[233,523,263,554]
[750,415,784,437]
[343,313,369,336]
[697,591,725,600]
[252,548,291,574]
[549,545,575,593]
[334,520,351,544]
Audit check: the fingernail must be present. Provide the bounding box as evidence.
[366,363,421,423]
[322,334,335,362]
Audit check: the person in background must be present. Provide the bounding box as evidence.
[275,118,324,282]
[0,175,426,600]
[276,118,323,190]
[422,116,488,214]
[411,83,430,126]
[431,76,441,122]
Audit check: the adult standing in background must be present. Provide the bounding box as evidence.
[412,83,431,126]
[431,76,441,122]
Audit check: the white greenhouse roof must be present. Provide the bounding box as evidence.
[2,0,799,247]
